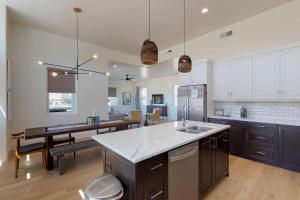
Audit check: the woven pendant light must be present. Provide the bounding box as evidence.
[141,0,158,65]
[141,39,158,65]
[178,55,192,73]
[178,0,192,73]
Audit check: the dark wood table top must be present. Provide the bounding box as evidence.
[25,119,140,139]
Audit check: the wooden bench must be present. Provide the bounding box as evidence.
[49,139,99,175]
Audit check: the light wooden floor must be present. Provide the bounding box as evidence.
[0,149,299,200]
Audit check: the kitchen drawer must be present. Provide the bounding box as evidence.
[247,122,278,133]
[208,118,230,125]
[246,145,278,165]
[246,131,277,147]
[137,154,167,181]
[144,178,165,200]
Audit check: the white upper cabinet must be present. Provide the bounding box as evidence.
[253,51,281,100]
[228,57,253,100]
[178,61,210,86]
[212,45,300,101]
[280,47,300,100]
[213,57,252,100]
[213,62,229,100]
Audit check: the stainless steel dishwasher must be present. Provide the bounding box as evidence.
[168,141,199,200]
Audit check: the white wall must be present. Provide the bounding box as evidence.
[136,75,179,120]
[108,79,136,115]
[8,23,139,149]
[0,4,8,162]
[159,0,300,62]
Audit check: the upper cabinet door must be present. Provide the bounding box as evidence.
[190,63,208,85]
[178,62,209,86]
[281,47,300,100]
[178,71,190,86]
[253,51,280,100]
[228,57,253,100]
[213,62,229,100]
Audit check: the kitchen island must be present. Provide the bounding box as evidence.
[92,121,230,200]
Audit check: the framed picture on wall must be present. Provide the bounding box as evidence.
[123,92,131,105]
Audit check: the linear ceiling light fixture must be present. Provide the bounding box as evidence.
[178,0,192,73]
[38,7,107,80]
[140,0,158,65]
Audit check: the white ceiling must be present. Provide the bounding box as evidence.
[6,0,292,55]
[109,59,178,81]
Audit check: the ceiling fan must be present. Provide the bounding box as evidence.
[119,74,134,81]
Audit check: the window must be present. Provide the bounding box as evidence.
[140,88,148,106]
[108,87,118,107]
[108,97,118,107]
[48,93,75,113]
[174,85,180,107]
[48,68,76,113]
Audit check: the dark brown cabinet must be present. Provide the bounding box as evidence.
[199,137,213,195]
[279,125,300,172]
[199,130,229,199]
[104,150,168,200]
[209,117,300,173]
[208,118,246,157]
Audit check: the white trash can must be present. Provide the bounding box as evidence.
[84,174,123,200]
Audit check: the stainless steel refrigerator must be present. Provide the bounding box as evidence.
[177,84,207,122]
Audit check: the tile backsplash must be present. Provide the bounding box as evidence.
[213,101,300,120]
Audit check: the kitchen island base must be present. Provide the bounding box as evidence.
[101,129,229,200]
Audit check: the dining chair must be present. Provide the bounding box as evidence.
[130,110,142,128]
[11,132,46,178]
[148,109,161,125]
[53,133,76,157]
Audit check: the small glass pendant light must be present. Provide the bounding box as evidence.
[141,0,158,65]
[178,0,192,73]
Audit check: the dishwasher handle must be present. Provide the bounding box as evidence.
[169,146,198,163]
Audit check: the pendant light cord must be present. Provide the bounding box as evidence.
[184,0,186,55]
[148,0,151,40]
[76,11,79,66]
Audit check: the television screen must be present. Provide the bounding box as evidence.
[152,94,164,104]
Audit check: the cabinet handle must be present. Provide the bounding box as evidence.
[256,151,266,155]
[256,125,266,128]
[150,190,163,199]
[210,137,217,149]
[150,163,163,171]
[279,127,281,136]
[256,136,266,140]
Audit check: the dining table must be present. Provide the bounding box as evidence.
[24,119,141,170]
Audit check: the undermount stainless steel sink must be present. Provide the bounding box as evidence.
[176,126,213,134]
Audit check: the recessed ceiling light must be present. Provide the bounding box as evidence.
[106,72,110,76]
[201,8,208,14]
[92,54,98,59]
[51,72,58,77]
[113,65,118,68]
[38,61,43,65]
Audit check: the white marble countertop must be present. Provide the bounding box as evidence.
[92,121,230,163]
[209,115,300,126]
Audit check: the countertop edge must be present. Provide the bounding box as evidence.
[92,124,230,164]
[208,115,300,127]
